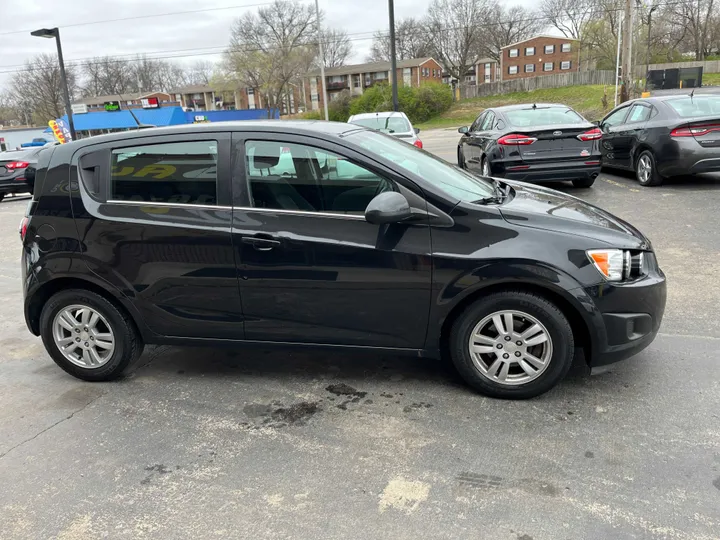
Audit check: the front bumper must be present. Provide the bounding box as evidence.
[583,254,666,367]
[500,162,601,183]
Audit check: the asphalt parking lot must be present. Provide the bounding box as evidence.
[1,130,719,539]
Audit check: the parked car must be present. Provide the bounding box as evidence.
[457,103,602,188]
[0,146,45,201]
[598,93,720,186]
[347,111,423,148]
[21,122,665,399]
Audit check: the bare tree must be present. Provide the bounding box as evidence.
[224,0,317,116]
[580,0,624,70]
[320,28,352,68]
[426,0,494,89]
[540,0,594,39]
[368,18,432,62]
[8,53,78,124]
[665,0,717,60]
[187,60,216,85]
[483,4,545,64]
[81,56,136,97]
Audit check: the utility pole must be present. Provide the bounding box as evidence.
[644,3,658,92]
[388,0,399,112]
[620,0,634,102]
[315,0,329,121]
[615,14,623,106]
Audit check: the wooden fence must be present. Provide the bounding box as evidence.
[460,70,617,100]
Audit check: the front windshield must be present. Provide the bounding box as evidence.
[346,129,495,202]
[350,116,412,134]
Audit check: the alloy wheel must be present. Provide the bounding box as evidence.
[52,305,115,368]
[637,155,652,183]
[468,310,553,386]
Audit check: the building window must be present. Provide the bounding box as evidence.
[353,75,361,88]
[525,64,535,73]
[561,43,572,53]
[544,44,555,54]
[484,63,491,82]
[111,141,218,206]
[509,49,519,58]
[508,65,519,75]
[245,140,394,215]
[525,47,535,56]
[247,88,254,95]
[561,61,571,70]
[543,62,554,71]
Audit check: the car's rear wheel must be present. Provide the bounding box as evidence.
[636,150,663,186]
[572,177,596,188]
[40,289,143,381]
[449,291,574,399]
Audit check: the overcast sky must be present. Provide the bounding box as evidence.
[0,0,536,89]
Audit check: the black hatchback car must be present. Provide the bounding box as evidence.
[599,93,720,186]
[21,121,666,399]
[457,103,602,187]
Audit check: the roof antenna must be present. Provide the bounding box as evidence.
[117,92,156,129]
[532,103,537,109]
[690,87,695,101]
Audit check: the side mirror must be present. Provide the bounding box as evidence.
[414,127,420,134]
[592,120,601,126]
[365,192,412,225]
[458,126,469,134]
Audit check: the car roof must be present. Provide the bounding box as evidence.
[349,111,409,120]
[65,120,366,148]
[489,103,572,112]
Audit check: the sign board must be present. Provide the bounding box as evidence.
[104,101,121,112]
[71,103,88,114]
[141,97,160,109]
[48,118,73,144]
[193,115,210,123]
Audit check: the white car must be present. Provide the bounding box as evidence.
[347,112,423,148]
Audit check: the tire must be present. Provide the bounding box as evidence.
[40,289,144,381]
[0,194,5,203]
[572,176,596,188]
[481,157,492,177]
[457,147,466,169]
[449,290,574,399]
[635,150,663,186]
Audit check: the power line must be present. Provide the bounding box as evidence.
[0,0,701,77]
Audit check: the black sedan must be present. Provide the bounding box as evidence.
[0,146,46,201]
[457,103,602,188]
[599,93,720,186]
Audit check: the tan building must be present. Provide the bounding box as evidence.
[171,84,264,111]
[500,35,580,81]
[304,57,443,112]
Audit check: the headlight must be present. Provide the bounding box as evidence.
[587,249,646,281]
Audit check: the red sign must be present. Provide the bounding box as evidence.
[141,97,160,109]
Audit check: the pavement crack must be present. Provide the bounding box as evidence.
[0,391,105,460]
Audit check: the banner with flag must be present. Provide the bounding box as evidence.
[48,118,73,144]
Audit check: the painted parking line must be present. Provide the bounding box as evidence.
[602,177,640,193]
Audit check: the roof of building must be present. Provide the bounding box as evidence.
[309,57,438,77]
[500,35,579,50]
[73,92,173,106]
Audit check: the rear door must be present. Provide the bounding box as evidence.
[70,132,245,340]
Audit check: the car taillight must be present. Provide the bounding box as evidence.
[497,134,537,145]
[19,217,29,241]
[5,161,29,170]
[670,124,720,137]
[413,139,423,149]
[577,128,602,141]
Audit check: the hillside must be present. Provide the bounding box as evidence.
[416,85,612,130]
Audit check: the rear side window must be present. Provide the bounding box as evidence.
[110,141,218,205]
[505,108,585,127]
[627,104,651,123]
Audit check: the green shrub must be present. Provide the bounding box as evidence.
[327,90,354,122]
[301,110,322,120]
[345,81,453,124]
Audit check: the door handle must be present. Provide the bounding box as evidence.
[241,235,280,251]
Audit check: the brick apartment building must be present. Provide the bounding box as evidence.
[442,58,500,86]
[72,92,179,112]
[500,35,580,81]
[304,57,443,112]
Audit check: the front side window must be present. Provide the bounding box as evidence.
[545,44,555,54]
[603,107,630,128]
[561,61,571,70]
[525,47,535,56]
[480,112,495,131]
[508,65,519,75]
[245,141,394,214]
[509,49,519,58]
[346,130,495,203]
[111,141,218,205]
[544,62,553,71]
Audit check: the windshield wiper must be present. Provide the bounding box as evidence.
[471,196,504,205]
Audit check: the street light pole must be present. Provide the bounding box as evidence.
[388,0,399,112]
[315,0,329,121]
[31,27,76,140]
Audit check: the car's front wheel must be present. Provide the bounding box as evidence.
[636,150,663,186]
[572,176,596,188]
[481,157,492,177]
[449,291,574,399]
[457,147,466,169]
[40,289,144,381]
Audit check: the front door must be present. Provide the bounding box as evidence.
[70,132,244,340]
[230,133,433,348]
[600,106,630,167]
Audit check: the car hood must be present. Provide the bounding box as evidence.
[498,180,651,250]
